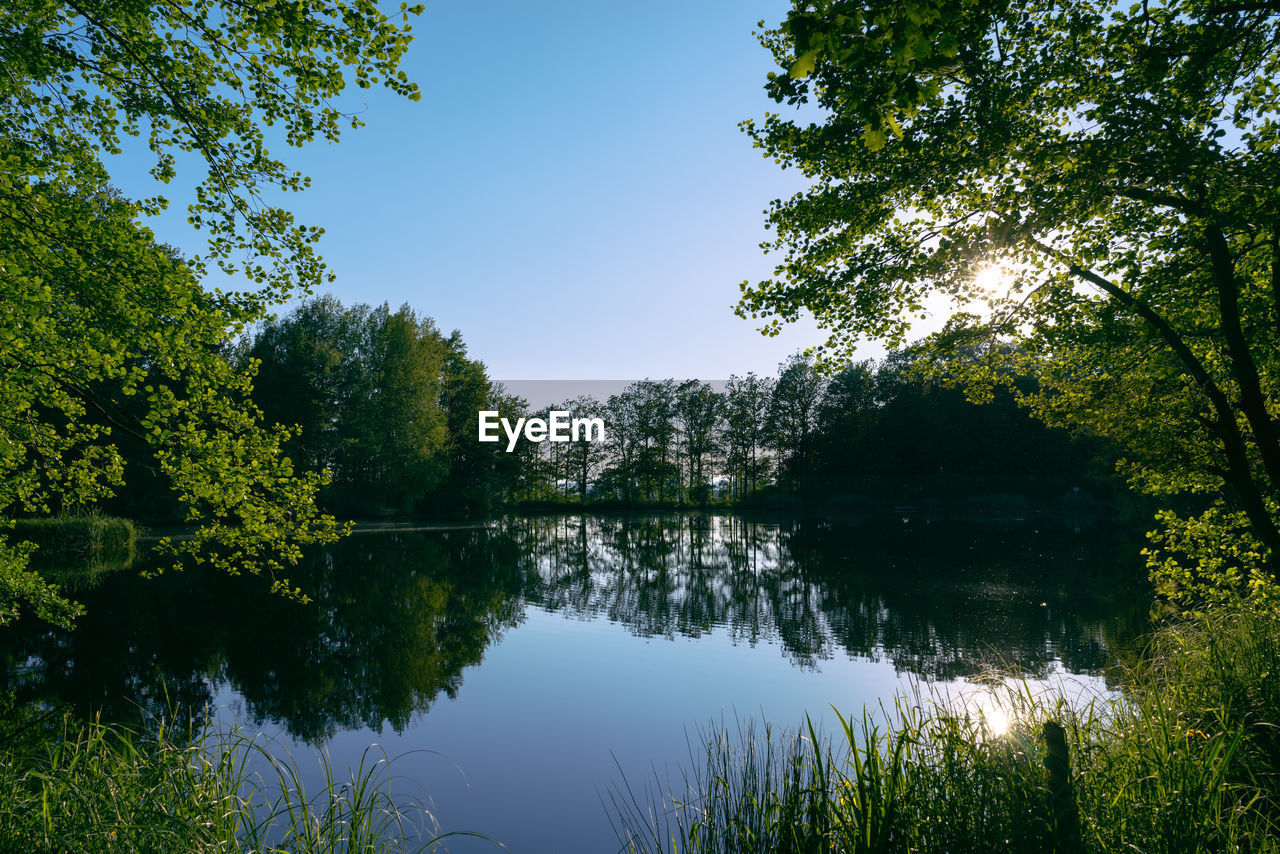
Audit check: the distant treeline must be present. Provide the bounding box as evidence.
[103,296,1114,521]
[518,351,1113,509]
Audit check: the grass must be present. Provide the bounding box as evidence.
[611,604,1280,853]
[9,514,138,568]
[0,704,499,853]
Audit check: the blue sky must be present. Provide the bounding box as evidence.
[113,1,893,381]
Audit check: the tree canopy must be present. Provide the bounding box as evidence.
[2,0,423,300]
[740,0,1280,596]
[241,296,525,517]
[0,0,425,625]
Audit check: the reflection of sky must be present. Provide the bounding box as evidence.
[217,604,1107,854]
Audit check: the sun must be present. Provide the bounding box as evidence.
[973,264,1015,295]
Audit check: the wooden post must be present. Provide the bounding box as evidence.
[1043,720,1080,852]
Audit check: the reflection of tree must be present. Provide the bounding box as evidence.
[785,524,1146,679]
[0,516,1148,739]
[0,529,527,741]
[218,530,527,740]
[513,516,1148,677]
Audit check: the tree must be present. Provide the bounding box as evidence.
[674,381,723,504]
[812,360,878,479]
[245,298,451,516]
[724,373,775,498]
[432,333,527,515]
[767,354,826,490]
[557,395,609,502]
[599,380,680,503]
[740,0,1280,593]
[809,351,1097,485]
[0,0,425,624]
[242,296,363,479]
[633,380,680,502]
[600,388,642,503]
[1,189,344,625]
[2,0,423,302]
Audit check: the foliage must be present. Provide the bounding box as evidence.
[1,0,424,302]
[739,0,1280,593]
[432,333,528,515]
[676,380,723,503]
[1,0,426,622]
[520,352,1103,506]
[767,354,826,490]
[723,373,776,500]
[10,515,137,567]
[243,296,527,517]
[808,350,1101,489]
[244,297,447,516]
[0,188,345,625]
[560,394,610,502]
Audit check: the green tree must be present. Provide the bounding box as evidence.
[809,351,1098,485]
[241,295,363,479]
[345,305,450,513]
[599,380,680,503]
[740,0,1280,594]
[2,0,423,302]
[246,298,450,515]
[1,189,344,625]
[600,389,642,503]
[812,360,878,481]
[1,0,424,623]
[558,395,609,503]
[432,334,527,514]
[633,380,680,502]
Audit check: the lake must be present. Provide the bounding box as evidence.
[1,514,1150,852]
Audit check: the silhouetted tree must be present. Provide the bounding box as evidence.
[725,373,775,499]
[767,355,826,490]
[675,381,723,504]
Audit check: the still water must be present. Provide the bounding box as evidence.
[2,514,1148,852]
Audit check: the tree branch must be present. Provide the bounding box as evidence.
[1031,237,1280,561]
[1205,222,1280,495]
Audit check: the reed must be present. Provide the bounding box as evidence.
[9,514,138,567]
[611,605,1280,853]
[0,707,496,853]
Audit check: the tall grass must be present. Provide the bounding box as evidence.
[0,707,494,853]
[9,514,138,568]
[612,605,1280,853]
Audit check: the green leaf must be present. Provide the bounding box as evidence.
[789,49,819,79]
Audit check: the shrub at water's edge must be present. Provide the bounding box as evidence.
[612,605,1280,853]
[9,516,138,568]
[5,516,140,596]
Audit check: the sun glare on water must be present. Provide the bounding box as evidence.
[981,703,1012,737]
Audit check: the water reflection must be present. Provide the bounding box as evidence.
[1,515,1147,741]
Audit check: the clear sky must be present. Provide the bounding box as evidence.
[112,1,896,381]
